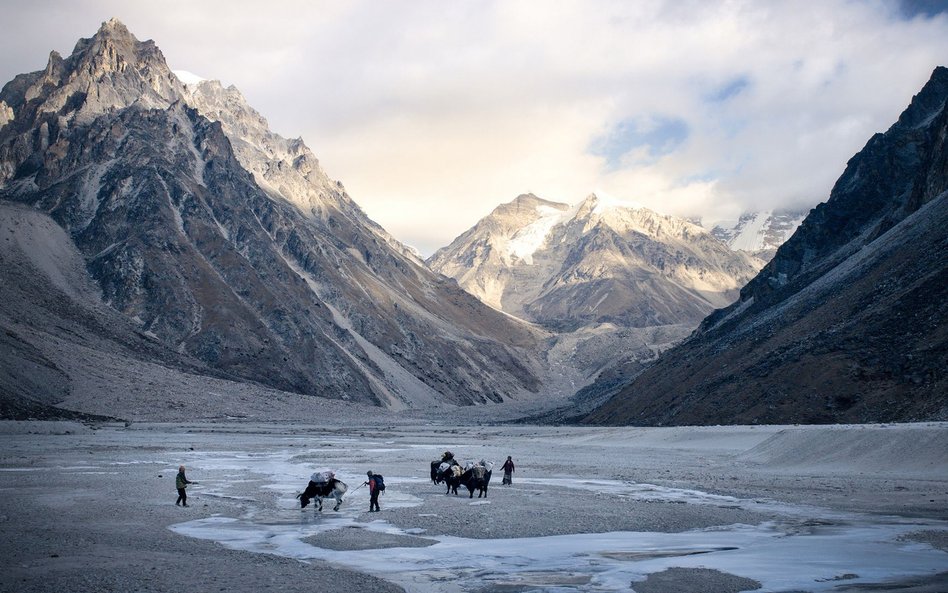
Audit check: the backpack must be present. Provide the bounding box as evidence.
[372,474,386,491]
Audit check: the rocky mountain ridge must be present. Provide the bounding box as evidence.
[0,19,546,414]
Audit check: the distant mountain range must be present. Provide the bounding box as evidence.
[0,19,545,415]
[583,66,948,425]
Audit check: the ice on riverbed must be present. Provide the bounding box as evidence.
[172,510,946,593]
[169,445,948,593]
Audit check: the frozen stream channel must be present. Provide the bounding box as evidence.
[161,423,948,592]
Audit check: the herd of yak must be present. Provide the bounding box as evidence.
[297,452,492,511]
[430,452,493,498]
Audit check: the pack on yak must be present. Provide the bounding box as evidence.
[297,469,347,511]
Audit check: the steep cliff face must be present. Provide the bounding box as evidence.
[430,193,761,332]
[584,67,948,426]
[0,19,544,409]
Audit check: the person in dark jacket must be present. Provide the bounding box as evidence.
[175,465,193,506]
[364,470,381,512]
[501,456,515,485]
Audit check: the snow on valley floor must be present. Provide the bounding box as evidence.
[155,423,948,593]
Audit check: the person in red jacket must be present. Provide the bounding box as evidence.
[501,456,515,485]
[365,470,381,512]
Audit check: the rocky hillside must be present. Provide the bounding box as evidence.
[584,67,948,426]
[429,193,761,332]
[0,19,546,413]
[0,201,223,419]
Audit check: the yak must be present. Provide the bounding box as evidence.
[432,460,463,495]
[460,466,492,498]
[297,478,347,511]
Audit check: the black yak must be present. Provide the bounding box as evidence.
[461,465,491,498]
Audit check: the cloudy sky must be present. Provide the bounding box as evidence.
[3,1,947,254]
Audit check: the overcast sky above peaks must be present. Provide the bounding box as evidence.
[3,1,948,255]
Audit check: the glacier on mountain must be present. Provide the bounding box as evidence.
[708,209,809,261]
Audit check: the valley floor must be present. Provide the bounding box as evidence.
[0,421,945,593]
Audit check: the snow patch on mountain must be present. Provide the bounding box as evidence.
[709,209,808,261]
[590,191,643,214]
[726,210,773,252]
[507,205,569,264]
[173,70,206,86]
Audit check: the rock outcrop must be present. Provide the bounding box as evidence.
[0,201,233,419]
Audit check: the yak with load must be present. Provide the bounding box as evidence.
[297,469,347,511]
[431,456,492,498]
[462,462,492,498]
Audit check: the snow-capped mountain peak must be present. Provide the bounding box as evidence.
[429,193,762,330]
[506,203,569,264]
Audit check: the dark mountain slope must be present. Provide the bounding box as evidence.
[584,67,948,426]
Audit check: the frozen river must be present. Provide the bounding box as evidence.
[2,421,946,592]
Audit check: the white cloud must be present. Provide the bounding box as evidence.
[2,0,947,254]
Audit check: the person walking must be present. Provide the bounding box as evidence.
[175,465,193,506]
[501,456,515,485]
[365,470,382,512]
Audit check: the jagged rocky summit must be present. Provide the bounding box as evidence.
[0,19,546,414]
[583,66,948,426]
